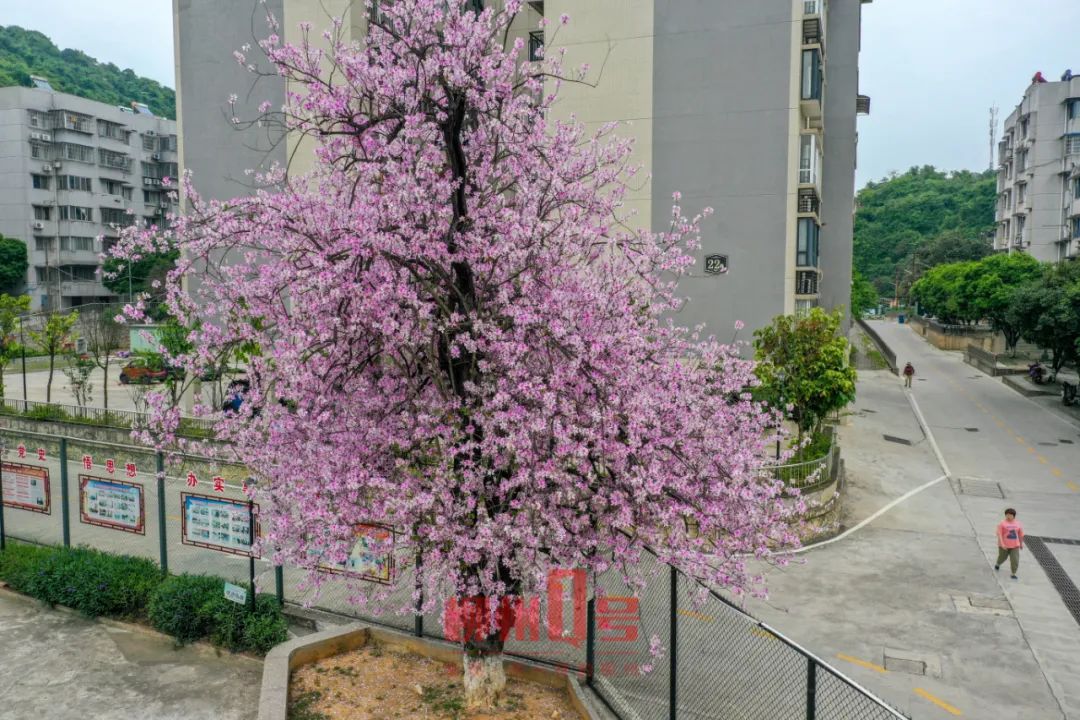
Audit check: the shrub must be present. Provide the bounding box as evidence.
[148,574,222,644]
[1,544,162,618]
[149,575,288,653]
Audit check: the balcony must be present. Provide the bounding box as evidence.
[799,134,822,188]
[61,280,106,297]
[795,269,820,296]
[800,49,824,124]
[802,0,823,48]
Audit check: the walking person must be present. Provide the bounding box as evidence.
[903,362,915,388]
[995,508,1025,580]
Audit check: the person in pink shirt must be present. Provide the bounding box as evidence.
[995,508,1024,580]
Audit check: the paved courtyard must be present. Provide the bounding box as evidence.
[0,589,262,720]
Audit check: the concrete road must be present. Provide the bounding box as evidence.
[0,588,261,720]
[1,362,144,412]
[736,320,1080,719]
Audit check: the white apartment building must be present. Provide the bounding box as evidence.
[995,75,1080,262]
[0,80,178,311]
[176,0,869,334]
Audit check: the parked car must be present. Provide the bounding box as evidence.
[118,358,168,385]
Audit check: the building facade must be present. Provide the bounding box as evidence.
[995,75,1080,262]
[0,82,177,311]
[174,0,869,336]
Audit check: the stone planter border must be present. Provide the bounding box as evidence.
[258,621,610,720]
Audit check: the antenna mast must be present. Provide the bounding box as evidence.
[989,106,999,172]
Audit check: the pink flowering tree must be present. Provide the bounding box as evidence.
[112,0,796,706]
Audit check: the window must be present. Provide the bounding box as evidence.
[59,236,95,252]
[34,237,50,251]
[98,148,131,171]
[30,143,47,160]
[801,49,822,101]
[799,134,818,184]
[59,205,93,222]
[1016,150,1027,172]
[58,175,92,192]
[27,110,50,129]
[1015,214,1026,239]
[58,142,95,163]
[142,134,156,151]
[528,31,544,62]
[100,207,134,227]
[141,161,162,180]
[159,135,177,152]
[97,120,130,142]
[31,174,50,190]
[1068,99,1080,120]
[1066,134,1080,156]
[1073,217,1080,239]
[1020,116,1030,139]
[53,111,92,133]
[33,205,52,221]
[1016,183,1027,205]
[797,218,819,267]
[1073,177,1080,199]
[143,190,160,204]
[101,178,131,197]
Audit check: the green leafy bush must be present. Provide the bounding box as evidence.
[148,574,288,653]
[0,545,161,618]
[147,574,222,643]
[0,544,287,655]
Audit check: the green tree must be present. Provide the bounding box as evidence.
[850,270,879,317]
[753,308,857,439]
[916,228,992,267]
[101,249,179,303]
[911,261,979,325]
[854,166,996,294]
[0,294,30,399]
[1010,262,1080,377]
[29,311,78,403]
[967,253,1042,355]
[79,305,126,410]
[0,26,175,118]
[0,234,28,295]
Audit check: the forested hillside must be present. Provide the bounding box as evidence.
[0,25,174,118]
[854,166,997,294]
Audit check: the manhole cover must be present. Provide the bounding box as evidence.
[968,595,1012,611]
[884,655,926,675]
[1038,442,1057,447]
[957,477,1005,498]
[918,378,927,381]
[883,435,913,446]
[862,409,878,414]
[1060,440,1074,445]
[965,427,980,432]
[883,649,941,677]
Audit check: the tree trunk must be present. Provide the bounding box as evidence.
[102,355,109,410]
[46,350,54,403]
[462,644,507,709]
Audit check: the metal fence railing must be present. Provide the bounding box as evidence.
[0,427,906,720]
[0,398,215,436]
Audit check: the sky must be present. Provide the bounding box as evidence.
[4,0,1080,190]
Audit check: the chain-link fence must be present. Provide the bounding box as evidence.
[0,427,906,720]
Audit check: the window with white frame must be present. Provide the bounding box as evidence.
[32,205,51,221]
[59,205,93,222]
[1066,134,1080,156]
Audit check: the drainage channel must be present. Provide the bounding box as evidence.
[1026,536,1080,628]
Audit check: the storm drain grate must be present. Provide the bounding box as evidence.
[883,656,925,675]
[1060,439,1074,445]
[965,427,980,432]
[957,477,1005,498]
[1035,537,1080,547]
[1026,537,1080,628]
[1038,442,1057,446]
[883,434,913,446]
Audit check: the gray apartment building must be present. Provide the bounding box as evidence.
[175,0,869,336]
[995,74,1080,262]
[0,81,178,311]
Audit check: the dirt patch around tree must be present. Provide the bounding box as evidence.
[289,641,581,720]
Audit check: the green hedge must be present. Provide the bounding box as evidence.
[0,542,287,654]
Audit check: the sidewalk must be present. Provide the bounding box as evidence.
[0,589,261,720]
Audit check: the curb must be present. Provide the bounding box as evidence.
[258,622,607,720]
[0,582,264,665]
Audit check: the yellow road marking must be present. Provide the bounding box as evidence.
[749,627,776,641]
[995,420,1005,428]
[1052,468,1064,477]
[835,653,886,674]
[1067,481,1080,492]
[914,688,963,716]
[677,608,715,623]
[1037,455,1048,464]
[1027,446,1036,454]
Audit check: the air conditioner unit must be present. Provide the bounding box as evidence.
[32,221,44,230]
[41,164,52,174]
[159,201,170,209]
[145,130,156,136]
[143,177,152,186]
[151,153,161,161]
